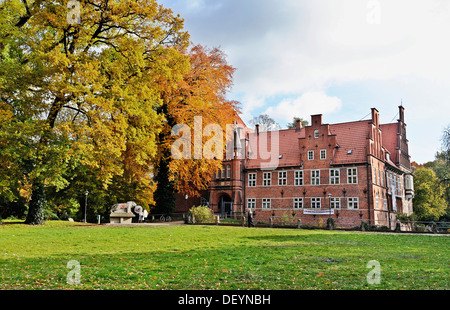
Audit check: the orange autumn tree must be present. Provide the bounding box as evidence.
[153,44,239,214]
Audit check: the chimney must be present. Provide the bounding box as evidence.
[255,124,260,136]
[295,119,302,132]
[371,108,379,127]
[311,114,322,127]
[398,105,405,123]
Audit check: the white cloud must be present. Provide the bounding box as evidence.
[264,92,343,124]
[160,0,450,162]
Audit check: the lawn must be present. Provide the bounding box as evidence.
[0,221,448,290]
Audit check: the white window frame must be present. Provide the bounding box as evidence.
[330,197,340,209]
[320,149,326,160]
[263,172,271,187]
[247,198,256,210]
[311,197,321,209]
[262,198,271,209]
[278,171,287,186]
[330,169,340,185]
[294,170,303,186]
[348,197,359,209]
[226,165,231,179]
[248,173,256,187]
[311,169,320,185]
[293,198,303,209]
[347,167,358,184]
[308,150,314,160]
[314,129,319,139]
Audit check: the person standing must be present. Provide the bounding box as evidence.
[248,209,255,228]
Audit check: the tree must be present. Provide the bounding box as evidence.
[286,116,309,129]
[442,124,450,162]
[0,0,190,224]
[412,167,447,221]
[154,44,239,207]
[248,114,279,132]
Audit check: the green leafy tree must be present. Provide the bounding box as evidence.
[286,116,309,129]
[412,167,447,221]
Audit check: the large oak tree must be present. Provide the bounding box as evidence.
[0,0,190,224]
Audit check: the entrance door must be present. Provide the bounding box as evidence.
[219,195,233,217]
[223,202,232,217]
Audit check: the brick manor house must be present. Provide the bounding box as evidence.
[175,106,415,229]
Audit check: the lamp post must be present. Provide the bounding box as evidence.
[328,193,332,216]
[84,190,89,223]
[185,194,188,211]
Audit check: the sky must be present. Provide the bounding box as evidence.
[159,0,450,164]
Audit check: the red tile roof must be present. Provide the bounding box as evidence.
[240,117,401,169]
[380,123,398,164]
[246,128,305,169]
[329,120,370,164]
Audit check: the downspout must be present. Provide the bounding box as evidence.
[366,159,372,226]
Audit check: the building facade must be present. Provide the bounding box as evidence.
[176,106,414,229]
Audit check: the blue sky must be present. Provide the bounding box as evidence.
[159,0,450,164]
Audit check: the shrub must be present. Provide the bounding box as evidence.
[360,221,369,231]
[326,217,335,230]
[189,205,215,224]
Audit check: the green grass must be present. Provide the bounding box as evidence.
[0,220,448,290]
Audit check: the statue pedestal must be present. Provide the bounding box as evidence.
[109,201,136,224]
[109,213,135,224]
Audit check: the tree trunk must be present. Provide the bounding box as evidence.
[25,182,45,225]
[24,96,64,225]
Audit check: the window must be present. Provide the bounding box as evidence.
[320,149,326,160]
[293,198,303,209]
[383,198,387,210]
[248,173,256,187]
[311,198,321,209]
[330,197,340,209]
[311,170,320,185]
[262,198,271,209]
[247,198,256,210]
[375,195,379,209]
[314,129,319,139]
[226,165,231,179]
[263,172,271,186]
[347,167,358,184]
[348,197,359,209]
[387,172,392,188]
[278,171,287,185]
[330,169,340,185]
[221,166,225,179]
[294,170,303,186]
[308,150,314,160]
